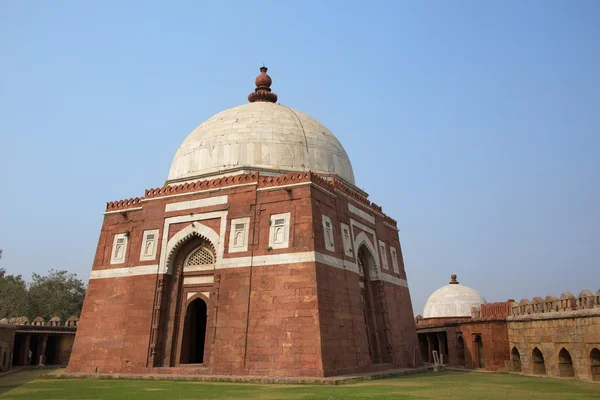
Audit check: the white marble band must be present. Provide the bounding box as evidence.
[88,252,408,288]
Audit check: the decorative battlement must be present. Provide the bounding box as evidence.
[146,173,259,199]
[509,289,600,316]
[104,171,397,224]
[105,197,142,212]
[257,171,312,188]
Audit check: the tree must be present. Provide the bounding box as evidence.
[0,268,30,318]
[28,270,86,320]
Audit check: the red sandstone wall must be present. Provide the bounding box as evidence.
[461,321,510,371]
[245,263,322,376]
[383,282,421,367]
[316,265,372,375]
[68,274,156,373]
[311,185,420,375]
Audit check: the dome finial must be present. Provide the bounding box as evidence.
[450,274,459,284]
[248,66,278,103]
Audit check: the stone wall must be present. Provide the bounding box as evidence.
[508,308,600,381]
[0,324,15,372]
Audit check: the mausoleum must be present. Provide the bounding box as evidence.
[67,67,420,377]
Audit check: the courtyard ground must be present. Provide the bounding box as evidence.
[0,368,599,399]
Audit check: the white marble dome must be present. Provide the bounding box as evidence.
[167,101,355,185]
[423,275,487,318]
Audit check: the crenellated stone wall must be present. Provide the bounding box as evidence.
[507,289,600,381]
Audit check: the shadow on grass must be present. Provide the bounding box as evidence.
[0,367,58,395]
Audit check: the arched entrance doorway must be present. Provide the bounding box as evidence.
[590,348,600,381]
[558,348,575,377]
[180,298,208,364]
[510,347,521,372]
[357,245,391,364]
[153,232,216,368]
[456,336,466,366]
[532,347,546,375]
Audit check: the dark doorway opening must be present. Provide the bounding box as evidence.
[180,298,207,364]
[456,336,466,366]
[511,347,521,372]
[474,335,484,368]
[532,347,546,375]
[29,336,40,366]
[558,348,575,377]
[45,336,59,365]
[590,348,600,381]
[12,335,24,366]
[418,334,428,363]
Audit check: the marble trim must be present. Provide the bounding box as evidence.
[88,252,407,288]
[348,203,375,224]
[90,265,159,279]
[104,207,143,215]
[165,195,228,212]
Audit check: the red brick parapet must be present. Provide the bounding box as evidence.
[479,300,513,319]
[104,170,398,223]
[257,171,312,188]
[145,173,259,199]
[105,197,142,212]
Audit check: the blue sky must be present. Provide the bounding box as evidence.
[1,1,598,315]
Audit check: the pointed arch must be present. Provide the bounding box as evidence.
[180,297,208,364]
[354,231,380,279]
[511,347,521,372]
[558,348,575,377]
[186,291,210,306]
[532,347,546,375]
[162,222,220,275]
[590,348,600,381]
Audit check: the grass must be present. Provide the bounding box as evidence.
[0,368,599,399]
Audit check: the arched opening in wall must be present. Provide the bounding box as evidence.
[154,233,216,367]
[532,347,546,375]
[45,336,59,365]
[590,348,600,381]
[1,350,6,372]
[510,347,521,372]
[474,335,484,368]
[456,336,465,366]
[357,245,384,364]
[180,298,208,364]
[558,348,575,377]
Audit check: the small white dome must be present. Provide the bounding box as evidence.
[423,275,487,318]
[167,102,355,185]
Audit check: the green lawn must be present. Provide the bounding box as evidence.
[0,368,599,399]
